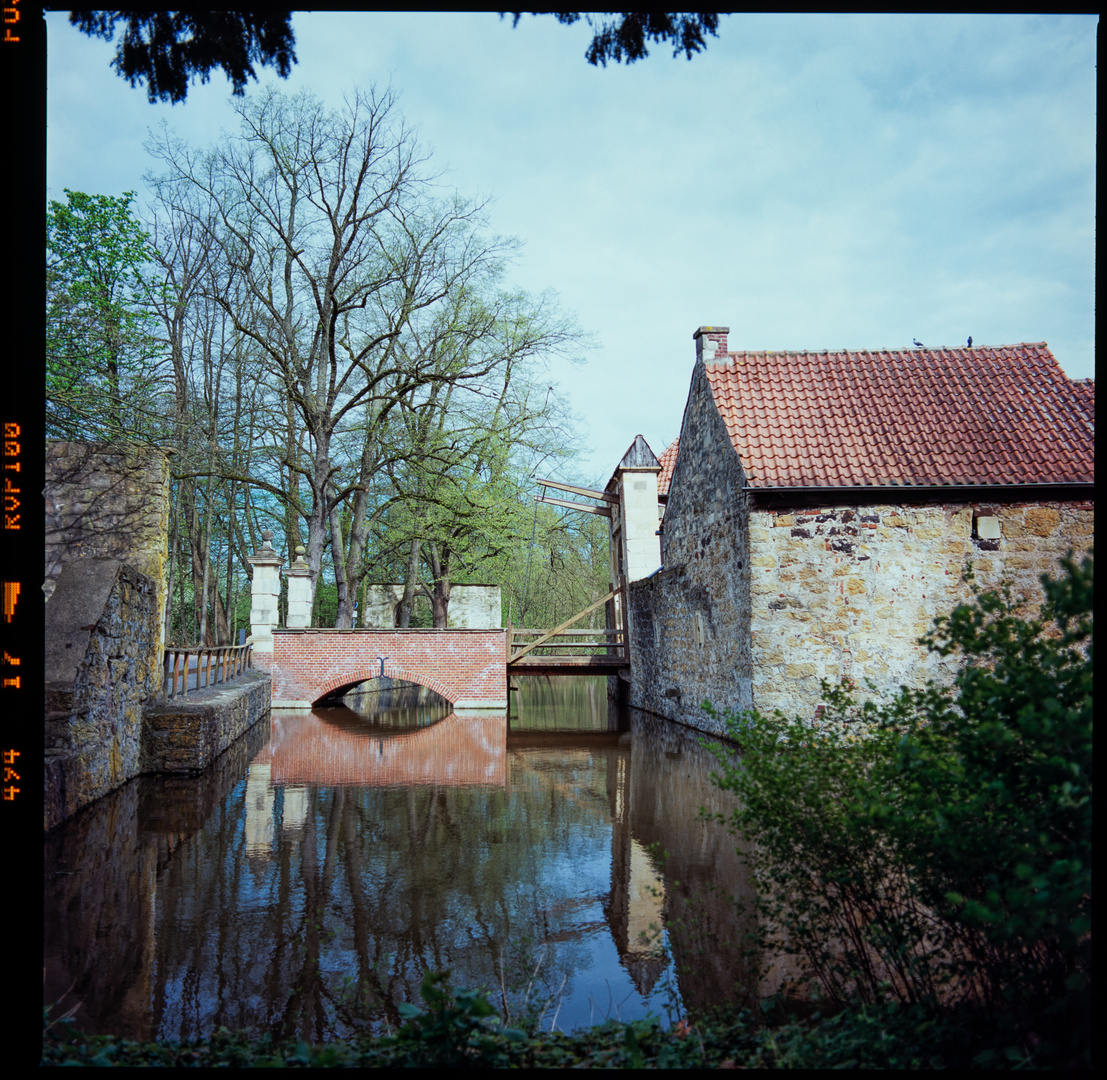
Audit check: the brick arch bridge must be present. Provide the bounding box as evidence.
[259,628,507,710]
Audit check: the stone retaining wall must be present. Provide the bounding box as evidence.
[142,671,272,775]
[45,559,161,831]
[44,440,171,682]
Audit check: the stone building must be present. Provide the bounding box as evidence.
[628,327,1094,736]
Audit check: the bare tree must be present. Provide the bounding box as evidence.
[147,86,590,627]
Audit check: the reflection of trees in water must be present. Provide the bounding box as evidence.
[146,750,621,1043]
[44,682,762,1045]
[510,674,626,731]
[43,717,273,1042]
[339,677,452,729]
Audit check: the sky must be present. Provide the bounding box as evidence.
[44,12,1097,485]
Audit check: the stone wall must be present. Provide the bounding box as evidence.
[142,671,272,775]
[43,444,271,831]
[628,359,754,735]
[361,584,502,629]
[748,497,1094,720]
[44,440,171,671]
[44,555,271,829]
[628,360,1094,736]
[45,558,161,831]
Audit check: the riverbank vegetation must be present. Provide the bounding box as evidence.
[39,983,1013,1068]
[47,86,608,644]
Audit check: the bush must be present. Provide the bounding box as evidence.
[706,553,1092,1068]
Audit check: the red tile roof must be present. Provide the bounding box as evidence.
[701,343,1094,489]
[657,439,679,497]
[1069,378,1095,428]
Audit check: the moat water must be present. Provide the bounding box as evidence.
[43,676,761,1044]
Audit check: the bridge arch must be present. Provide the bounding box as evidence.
[311,665,455,708]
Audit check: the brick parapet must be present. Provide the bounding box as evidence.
[267,629,507,709]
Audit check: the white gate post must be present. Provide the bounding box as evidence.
[285,546,314,629]
[246,531,284,655]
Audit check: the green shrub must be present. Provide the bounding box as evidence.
[387,969,526,1067]
[706,553,1092,1068]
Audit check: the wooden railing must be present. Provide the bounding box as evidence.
[507,587,627,665]
[162,643,254,701]
[508,626,627,662]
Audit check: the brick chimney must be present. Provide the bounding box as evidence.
[694,325,729,363]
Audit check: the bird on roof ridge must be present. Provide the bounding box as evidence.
[967,335,973,347]
[913,339,924,347]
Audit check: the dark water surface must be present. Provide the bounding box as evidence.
[43,676,759,1043]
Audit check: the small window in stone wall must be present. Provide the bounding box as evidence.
[972,513,1002,550]
[696,611,706,645]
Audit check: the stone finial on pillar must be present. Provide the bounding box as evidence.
[284,546,313,629]
[246,531,284,653]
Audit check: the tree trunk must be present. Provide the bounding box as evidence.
[397,535,421,628]
[328,491,351,628]
[426,539,451,629]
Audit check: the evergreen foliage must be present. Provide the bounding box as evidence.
[508,12,722,66]
[69,11,297,104]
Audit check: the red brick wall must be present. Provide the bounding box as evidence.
[260,629,507,706]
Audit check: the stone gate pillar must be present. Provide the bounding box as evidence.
[246,532,284,654]
[285,546,313,629]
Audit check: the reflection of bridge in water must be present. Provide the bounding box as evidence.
[45,677,762,1046]
[251,709,507,787]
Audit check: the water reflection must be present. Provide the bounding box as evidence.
[43,677,759,1045]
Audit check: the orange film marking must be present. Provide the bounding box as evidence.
[2,582,18,622]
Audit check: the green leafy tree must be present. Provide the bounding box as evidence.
[46,188,168,441]
[708,553,1092,1068]
[381,289,582,628]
